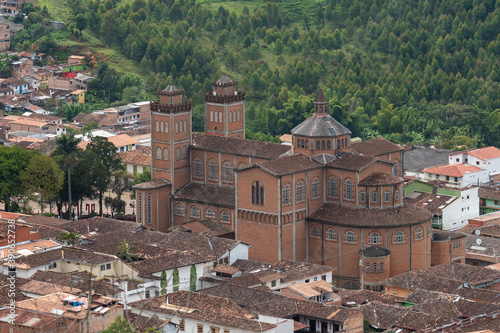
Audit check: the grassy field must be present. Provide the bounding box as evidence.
[36,0,72,22]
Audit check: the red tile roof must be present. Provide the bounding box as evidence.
[452,146,500,161]
[422,163,483,177]
[351,137,403,156]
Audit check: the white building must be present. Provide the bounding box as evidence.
[449,146,500,174]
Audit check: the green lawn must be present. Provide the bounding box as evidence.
[36,0,72,22]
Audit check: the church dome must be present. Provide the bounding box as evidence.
[291,114,351,138]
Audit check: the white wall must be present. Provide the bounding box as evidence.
[442,187,480,230]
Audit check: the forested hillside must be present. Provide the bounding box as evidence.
[38,0,500,147]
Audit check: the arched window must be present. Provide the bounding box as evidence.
[346,180,353,200]
[373,263,377,273]
[176,204,184,216]
[394,231,406,243]
[205,209,214,218]
[176,147,181,160]
[182,146,188,159]
[328,178,336,197]
[221,211,230,223]
[360,191,366,202]
[160,121,164,133]
[366,263,370,273]
[165,121,168,133]
[219,112,223,123]
[297,181,304,202]
[190,265,197,291]
[210,111,213,122]
[305,140,308,149]
[297,138,300,147]
[175,121,179,133]
[155,121,159,132]
[322,140,325,150]
[194,159,201,178]
[301,139,304,148]
[173,268,180,292]
[311,226,319,238]
[384,190,390,202]
[415,227,424,240]
[368,232,382,245]
[229,111,233,123]
[156,147,162,160]
[327,140,331,150]
[316,141,320,150]
[345,231,355,243]
[224,163,232,182]
[380,262,384,272]
[327,229,336,241]
[312,179,319,199]
[252,181,264,205]
[395,190,400,202]
[283,184,290,205]
[184,120,187,132]
[209,161,217,180]
[372,191,378,203]
[163,148,169,161]
[393,159,400,176]
[191,206,199,218]
[237,110,241,121]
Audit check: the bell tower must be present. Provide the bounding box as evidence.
[150,85,192,192]
[204,75,245,139]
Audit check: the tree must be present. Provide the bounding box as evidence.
[21,2,35,14]
[57,231,80,246]
[75,13,88,31]
[111,169,133,201]
[134,169,151,184]
[116,239,140,263]
[105,196,125,217]
[86,137,122,215]
[20,154,64,214]
[0,146,36,211]
[52,133,83,217]
[101,316,133,333]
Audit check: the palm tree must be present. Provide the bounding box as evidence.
[52,133,82,218]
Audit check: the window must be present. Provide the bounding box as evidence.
[311,226,319,238]
[219,112,223,123]
[176,147,181,160]
[184,120,187,132]
[300,138,304,148]
[210,327,220,333]
[155,120,159,132]
[163,148,169,161]
[344,231,356,243]
[209,161,217,180]
[229,111,233,123]
[392,164,398,176]
[369,232,382,244]
[328,178,336,197]
[360,191,366,202]
[179,320,185,331]
[395,190,400,202]
[252,181,265,205]
[380,262,384,272]
[160,121,164,133]
[100,265,106,271]
[415,228,423,240]
[191,206,200,218]
[194,159,202,178]
[165,121,168,133]
[210,110,213,122]
[316,141,320,150]
[312,179,319,199]
[366,263,370,273]
[373,263,377,273]
[190,265,197,291]
[384,190,390,202]
[455,177,459,182]
[283,184,290,205]
[305,140,308,149]
[271,280,277,287]
[346,180,353,200]
[145,290,150,298]
[394,231,406,243]
[156,147,162,160]
[224,329,230,333]
[224,163,232,182]
[237,110,241,121]
[138,193,142,223]
[106,263,111,270]
[297,182,304,202]
[147,194,152,224]
[197,324,203,333]
[176,204,184,216]
[175,121,179,133]
[206,209,215,218]
[182,146,188,159]
[372,191,378,203]
[221,211,229,223]
[453,240,461,249]
[327,140,331,150]
[322,140,325,150]
[327,229,336,241]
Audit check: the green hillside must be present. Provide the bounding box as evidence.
[26,0,500,147]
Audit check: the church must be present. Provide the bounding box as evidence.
[134,75,447,290]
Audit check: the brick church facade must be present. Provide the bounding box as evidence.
[135,76,445,289]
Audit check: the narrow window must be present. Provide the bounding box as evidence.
[147,194,151,224]
[206,209,214,218]
[297,182,304,202]
[210,111,213,122]
[384,190,390,202]
[372,191,378,203]
[209,161,216,180]
[194,159,202,178]
[184,120,187,132]
[346,180,353,199]
[312,179,319,198]
[301,139,304,148]
[327,229,335,241]
[224,163,232,182]
[176,147,181,160]
[345,231,355,243]
[360,191,366,202]
[237,110,241,121]
[221,211,229,223]
[182,146,188,159]
[138,193,142,224]
[191,206,199,218]
[155,120,159,132]
[175,121,179,133]
[160,121,164,133]
[305,140,308,149]
[311,227,319,238]
[229,111,233,123]
[283,185,290,205]
[327,140,331,150]
[415,228,423,240]
[373,263,377,273]
[316,141,320,150]
[366,263,370,273]
[163,148,169,161]
[322,140,325,150]
[380,262,384,272]
[329,178,336,197]
[176,204,184,216]
[156,147,162,160]
[165,121,168,133]
[395,190,400,202]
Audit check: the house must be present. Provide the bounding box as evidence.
[48,75,78,90]
[78,133,138,152]
[0,292,122,333]
[273,280,336,302]
[129,290,295,333]
[449,146,500,177]
[430,229,466,265]
[199,284,363,333]
[70,89,85,104]
[1,77,32,94]
[405,182,480,230]
[119,147,150,176]
[27,112,64,125]
[421,163,488,188]
[478,186,500,214]
[0,23,10,51]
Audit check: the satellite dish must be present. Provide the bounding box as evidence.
[234,90,238,95]
[476,238,483,246]
[212,91,216,96]
[475,229,481,236]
